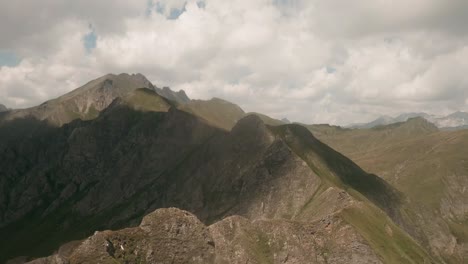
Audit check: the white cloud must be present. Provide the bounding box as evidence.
[1,0,468,125]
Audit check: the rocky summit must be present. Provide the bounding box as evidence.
[0,73,462,264]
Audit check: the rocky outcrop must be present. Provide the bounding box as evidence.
[24,208,215,264]
[21,207,383,264]
[210,214,382,264]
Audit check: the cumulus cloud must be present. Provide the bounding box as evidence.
[1,0,468,124]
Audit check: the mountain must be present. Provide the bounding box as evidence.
[0,72,283,133]
[1,112,433,263]
[350,111,468,130]
[281,117,291,124]
[394,112,432,123]
[309,118,467,263]
[178,97,245,131]
[349,115,395,129]
[434,111,468,129]
[246,112,286,126]
[0,76,437,263]
[0,104,7,112]
[0,73,189,127]
[155,86,190,104]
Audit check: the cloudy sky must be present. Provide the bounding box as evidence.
[1,0,468,125]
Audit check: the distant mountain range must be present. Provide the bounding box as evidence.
[349,111,468,130]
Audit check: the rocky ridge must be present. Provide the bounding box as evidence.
[0,74,440,263]
[0,73,187,126]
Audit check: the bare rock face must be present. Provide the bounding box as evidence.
[26,208,215,264]
[0,73,173,126]
[25,208,383,264]
[29,208,385,264]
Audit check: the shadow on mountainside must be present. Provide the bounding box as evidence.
[0,108,408,263]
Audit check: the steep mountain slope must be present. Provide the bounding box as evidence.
[0,92,434,263]
[246,112,286,126]
[0,104,7,112]
[0,91,217,260]
[0,73,155,126]
[309,118,468,263]
[0,73,188,127]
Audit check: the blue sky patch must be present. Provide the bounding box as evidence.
[168,5,186,20]
[83,25,97,53]
[0,50,21,67]
[146,0,153,16]
[149,1,187,19]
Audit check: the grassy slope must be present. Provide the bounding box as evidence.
[122,88,173,112]
[270,124,436,263]
[178,99,286,131]
[179,98,246,131]
[308,118,468,263]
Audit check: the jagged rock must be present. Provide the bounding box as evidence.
[24,208,215,264]
[0,73,189,126]
[25,207,385,264]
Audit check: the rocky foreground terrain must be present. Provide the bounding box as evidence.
[18,207,387,264]
[0,73,464,263]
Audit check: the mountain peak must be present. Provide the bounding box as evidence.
[155,86,190,104]
[447,111,468,118]
[0,73,158,126]
[349,111,468,130]
[371,116,439,135]
[0,104,7,112]
[233,114,264,128]
[231,114,274,144]
[281,117,291,124]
